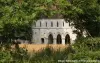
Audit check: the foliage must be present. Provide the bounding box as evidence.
[66,37,100,63]
[0,44,73,63]
[0,0,100,63]
[0,0,34,42]
[1,37,100,63]
[72,0,100,36]
[74,37,100,51]
[0,0,73,42]
[0,0,100,42]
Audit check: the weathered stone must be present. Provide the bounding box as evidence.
[32,19,77,44]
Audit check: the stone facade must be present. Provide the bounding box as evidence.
[32,19,77,44]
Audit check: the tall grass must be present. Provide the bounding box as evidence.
[0,37,100,63]
[0,44,75,63]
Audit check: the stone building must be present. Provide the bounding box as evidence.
[32,19,77,45]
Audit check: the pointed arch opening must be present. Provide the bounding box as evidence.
[51,22,53,27]
[57,34,62,44]
[48,34,53,44]
[57,21,59,27]
[63,22,64,27]
[41,38,44,44]
[46,22,47,27]
[65,34,70,44]
[34,22,36,27]
[40,21,41,27]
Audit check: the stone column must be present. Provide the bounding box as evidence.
[53,38,57,44]
[44,38,48,44]
[62,38,65,45]
[70,39,74,44]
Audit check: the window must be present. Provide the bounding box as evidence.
[63,22,64,27]
[51,22,53,27]
[46,22,47,27]
[35,22,36,27]
[40,21,41,27]
[57,21,59,27]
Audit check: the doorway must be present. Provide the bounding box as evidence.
[41,38,44,44]
[57,34,62,44]
[65,34,70,44]
[48,34,53,44]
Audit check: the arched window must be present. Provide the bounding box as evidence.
[40,21,41,27]
[57,21,59,27]
[46,22,47,27]
[63,22,64,27]
[51,22,53,27]
[34,22,36,27]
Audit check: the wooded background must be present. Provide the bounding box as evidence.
[0,0,100,42]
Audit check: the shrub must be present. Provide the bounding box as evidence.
[74,37,100,51]
[1,37,100,63]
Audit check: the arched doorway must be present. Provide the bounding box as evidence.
[65,34,70,44]
[57,34,62,44]
[48,34,53,44]
[41,38,44,44]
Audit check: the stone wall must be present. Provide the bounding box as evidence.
[32,19,77,44]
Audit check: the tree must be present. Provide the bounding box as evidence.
[72,0,100,37]
[0,0,100,43]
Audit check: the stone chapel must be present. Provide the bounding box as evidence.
[32,19,78,45]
